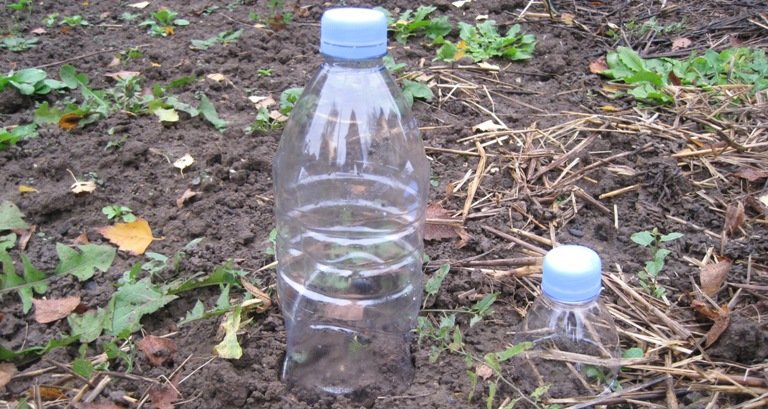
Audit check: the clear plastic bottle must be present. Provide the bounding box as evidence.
[514,245,620,399]
[272,8,429,399]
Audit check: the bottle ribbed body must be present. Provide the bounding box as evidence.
[272,56,429,398]
[514,294,620,398]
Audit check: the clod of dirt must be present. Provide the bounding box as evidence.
[0,87,32,115]
[707,312,768,364]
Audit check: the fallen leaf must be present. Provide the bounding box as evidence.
[176,188,199,208]
[240,279,272,312]
[0,363,17,389]
[71,180,97,194]
[72,231,90,245]
[17,224,36,251]
[137,335,177,367]
[97,218,158,255]
[248,95,275,110]
[0,201,29,230]
[723,201,745,236]
[472,120,507,133]
[425,204,471,247]
[33,296,82,324]
[700,259,732,297]
[147,375,180,409]
[560,13,575,25]
[476,62,499,71]
[127,1,149,8]
[760,193,768,208]
[589,57,608,74]
[104,71,141,80]
[671,37,692,51]
[600,105,620,112]
[452,0,471,7]
[705,309,730,347]
[30,27,47,35]
[154,108,179,123]
[734,167,768,182]
[59,113,82,130]
[206,73,227,83]
[214,307,243,359]
[667,71,682,86]
[476,363,493,380]
[18,185,38,193]
[107,56,121,67]
[269,110,288,122]
[32,385,67,400]
[173,153,194,173]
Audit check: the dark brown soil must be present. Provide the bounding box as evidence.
[2,1,767,408]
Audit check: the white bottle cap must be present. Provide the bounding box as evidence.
[541,245,602,303]
[320,8,388,59]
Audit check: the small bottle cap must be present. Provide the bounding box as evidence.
[541,245,602,303]
[320,8,387,59]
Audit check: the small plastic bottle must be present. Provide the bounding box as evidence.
[272,8,429,399]
[515,245,620,399]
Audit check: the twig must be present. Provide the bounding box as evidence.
[33,45,148,69]
[482,225,548,255]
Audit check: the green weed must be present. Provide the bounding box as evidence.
[436,20,536,63]
[190,29,243,50]
[377,5,452,45]
[60,15,89,27]
[600,46,768,104]
[0,124,37,150]
[630,227,683,299]
[101,205,136,223]
[6,0,31,12]
[139,8,189,37]
[1,36,38,52]
[246,87,302,133]
[249,0,293,30]
[0,68,68,95]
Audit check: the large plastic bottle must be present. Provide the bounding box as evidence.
[513,245,620,399]
[272,8,429,399]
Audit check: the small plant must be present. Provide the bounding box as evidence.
[0,36,38,52]
[436,20,536,63]
[190,29,242,50]
[118,47,143,61]
[246,87,302,133]
[257,68,273,77]
[139,8,189,37]
[6,0,30,12]
[378,5,452,45]
[599,46,768,105]
[383,56,434,107]
[630,228,683,299]
[625,17,685,37]
[0,68,68,96]
[102,205,136,223]
[60,15,89,27]
[42,13,59,27]
[119,12,140,22]
[250,0,293,30]
[0,124,37,150]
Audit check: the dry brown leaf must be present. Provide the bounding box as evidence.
[734,167,768,182]
[32,385,67,400]
[58,112,82,130]
[173,153,194,173]
[600,105,620,112]
[240,279,272,312]
[671,37,692,51]
[589,57,608,74]
[148,375,180,409]
[71,180,97,194]
[248,95,275,109]
[105,71,141,80]
[475,363,493,380]
[17,224,36,251]
[724,201,745,236]
[424,204,471,247]
[30,27,47,35]
[18,185,38,193]
[96,218,158,255]
[128,1,150,8]
[72,231,90,245]
[560,13,575,25]
[0,362,17,389]
[700,259,732,297]
[472,120,506,133]
[206,73,228,83]
[176,188,199,208]
[691,299,720,320]
[705,309,730,347]
[137,335,177,367]
[33,296,81,324]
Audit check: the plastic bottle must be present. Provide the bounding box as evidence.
[514,245,620,399]
[272,8,429,399]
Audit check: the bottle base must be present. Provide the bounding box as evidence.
[281,323,414,401]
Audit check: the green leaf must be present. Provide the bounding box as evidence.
[68,308,107,343]
[0,201,29,230]
[214,305,243,359]
[402,79,433,102]
[173,18,189,26]
[494,341,533,362]
[0,335,78,362]
[660,232,683,242]
[425,264,450,297]
[616,47,646,72]
[107,277,177,336]
[71,357,95,378]
[486,382,497,409]
[181,299,205,323]
[531,384,551,400]
[55,243,116,281]
[198,94,227,131]
[436,42,457,62]
[59,64,88,89]
[168,260,245,295]
[22,254,47,295]
[622,347,644,359]
[630,231,654,247]
[14,68,46,86]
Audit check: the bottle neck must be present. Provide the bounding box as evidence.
[322,54,386,70]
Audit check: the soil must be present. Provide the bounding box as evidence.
[2,0,768,408]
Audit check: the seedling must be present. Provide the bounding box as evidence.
[383,56,434,107]
[246,87,302,133]
[0,68,68,95]
[630,228,683,299]
[1,36,38,52]
[102,205,136,223]
[139,8,189,37]
[625,17,685,37]
[42,13,58,27]
[250,0,293,30]
[0,124,37,151]
[378,5,452,45]
[257,68,273,77]
[119,12,140,22]
[437,20,536,63]
[118,47,143,61]
[599,46,768,104]
[6,0,30,11]
[190,29,242,50]
[60,15,89,27]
